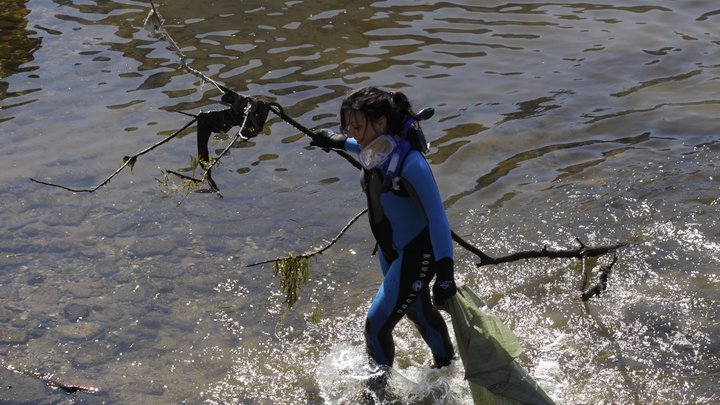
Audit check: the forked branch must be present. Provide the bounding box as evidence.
[462,237,627,267]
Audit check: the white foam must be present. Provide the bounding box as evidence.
[316,342,473,404]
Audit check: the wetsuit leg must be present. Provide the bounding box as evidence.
[365,252,405,366]
[364,230,453,367]
[405,289,455,367]
[402,231,454,366]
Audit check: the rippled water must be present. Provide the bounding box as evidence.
[1,1,719,404]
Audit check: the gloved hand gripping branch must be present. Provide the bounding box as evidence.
[310,129,348,151]
[308,108,434,155]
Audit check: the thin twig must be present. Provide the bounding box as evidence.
[580,247,592,292]
[147,0,224,94]
[581,256,641,404]
[451,231,494,264]
[30,118,197,192]
[581,255,617,301]
[247,208,368,267]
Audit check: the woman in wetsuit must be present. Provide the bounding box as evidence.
[310,87,457,370]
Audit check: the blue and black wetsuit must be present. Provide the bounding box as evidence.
[345,138,455,368]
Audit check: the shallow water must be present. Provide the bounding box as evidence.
[1,0,719,404]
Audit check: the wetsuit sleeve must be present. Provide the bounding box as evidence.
[345,138,361,154]
[400,152,453,261]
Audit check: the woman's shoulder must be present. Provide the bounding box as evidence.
[403,149,428,165]
[400,149,432,176]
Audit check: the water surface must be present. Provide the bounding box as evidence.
[1,1,719,404]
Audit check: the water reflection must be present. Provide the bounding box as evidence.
[0,0,40,78]
[0,0,42,120]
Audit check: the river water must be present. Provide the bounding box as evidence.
[1,0,718,404]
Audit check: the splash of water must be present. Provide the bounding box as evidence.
[316,342,471,404]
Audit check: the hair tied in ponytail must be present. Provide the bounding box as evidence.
[387,91,396,97]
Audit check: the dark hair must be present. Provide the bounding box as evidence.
[340,87,428,152]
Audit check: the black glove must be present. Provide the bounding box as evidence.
[432,258,457,307]
[310,129,347,151]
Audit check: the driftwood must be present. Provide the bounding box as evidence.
[451,234,626,267]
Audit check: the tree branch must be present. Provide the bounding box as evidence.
[473,238,627,267]
[32,2,628,303]
[32,2,268,195]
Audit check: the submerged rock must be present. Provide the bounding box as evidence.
[0,326,29,345]
[63,303,90,322]
[0,367,104,403]
[55,321,102,340]
[128,238,176,257]
[72,341,116,368]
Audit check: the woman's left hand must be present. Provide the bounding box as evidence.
[433,258,457,306]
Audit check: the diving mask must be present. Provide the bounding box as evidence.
[359,135,401,170]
